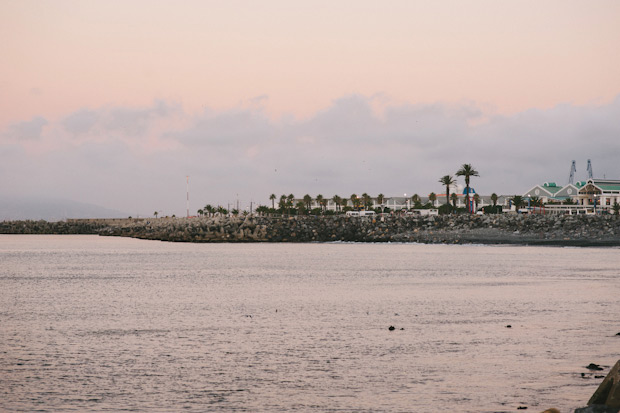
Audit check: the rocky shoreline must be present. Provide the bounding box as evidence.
[2,214,620,246]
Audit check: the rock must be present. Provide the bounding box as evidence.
[588,363,605,371]
[574,406,620,413]
[587,359,620,408]
[388,326,395,331]
[506,325,512,328]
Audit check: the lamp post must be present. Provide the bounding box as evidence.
[594,194,598,214]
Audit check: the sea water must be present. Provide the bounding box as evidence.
[1,235,619,412]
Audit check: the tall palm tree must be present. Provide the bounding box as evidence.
[439,175,455,208]
[287,194,295,215]
[361,193,372,210]
[316,194,324,213]
[341,198,348,210]
[197,209,203,216]
[279,195,287,212]
[491,193,498,207]
[350,194,358,210]
[429,192,437,206]
[303,194,312,210]
[269,194,276,209]
[473,193,480,211]
[154,211,158,218]
[456,164,480,213]
[450,193,458,208]
[377,193,384,206]
[333,195,342,212]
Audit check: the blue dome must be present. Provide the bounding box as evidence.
[462,187,476,195]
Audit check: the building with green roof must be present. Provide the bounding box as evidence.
[577,179,620,211]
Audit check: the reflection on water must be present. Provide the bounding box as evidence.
[1,235,619,412]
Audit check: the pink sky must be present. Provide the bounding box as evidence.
[2,1,620,217]
[2,0,619,128]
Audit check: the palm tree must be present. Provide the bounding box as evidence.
[361,193,372,210]
[333,195,342,212]
[303,194,312,210]
[320,197,328,212]
[613,202,620,216]
[204,204,215,216]
[473,193,480,211]
[197,209,203,216]
[377,193,384,205]
[439,175,455,208]
[428,192,437,206]
[154,211,158,218]
[511,195,525,211]
[316,194,324,213]
[456,164,480,213]
[341,198,348,210]
[269,194,276,209]
[411,194,420,205]
[279,195,287,212]
[287,194,295,214]
[529,196,542,207]
[450,193,458,208]
[491,193,498,207]
[296,200,306,215]
[350,194,358,210]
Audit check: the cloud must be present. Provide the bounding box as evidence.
[7,116,48,140]
[1,95,619,217]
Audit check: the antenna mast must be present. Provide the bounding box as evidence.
[569,160,576,184]
[186,176,190,218]
[586,159,593,179]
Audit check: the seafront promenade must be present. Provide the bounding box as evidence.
[2,214,620,246]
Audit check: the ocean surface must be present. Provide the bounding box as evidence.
[1,235,619,412]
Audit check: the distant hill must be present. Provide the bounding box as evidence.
[0,197,129,222]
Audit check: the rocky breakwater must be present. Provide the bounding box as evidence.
[0,219,108,234]
[97,213,620,246]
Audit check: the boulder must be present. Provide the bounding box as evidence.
[586,360,620,408]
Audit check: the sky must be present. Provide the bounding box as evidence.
[1,0,620,217]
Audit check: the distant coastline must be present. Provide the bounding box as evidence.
[2,214,620,247]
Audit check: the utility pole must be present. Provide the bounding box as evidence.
[186,176,189,218]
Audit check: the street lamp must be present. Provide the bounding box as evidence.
[594,194,598,214]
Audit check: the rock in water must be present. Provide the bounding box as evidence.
[585,359,620,409]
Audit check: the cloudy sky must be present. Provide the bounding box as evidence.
[1,1,619,217]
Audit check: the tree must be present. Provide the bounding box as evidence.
[303,194,312,210]
[279,195,287,212]
[361,193,372,209]
[204,204,215,216]
[269,194,276,209]
[613,202,620,216]
[350,194,358,210]
[316,194,324,213]
[296,200,306,215]
[320,197,328,212]
[491,193,498,207]
[511,195,525,211]
[333,195,342,212]
[439,175,455,208]
[217,206,228,215]
[529,196,543,207]
[154,211,158,218]
[197,209,203,216]
[428,192,437,206]
[456,164,480,213]
[287,194,295,215]
[411,194,420,205]
[473,193,480,211]
[451,193,458,208]
[341,198,348,209]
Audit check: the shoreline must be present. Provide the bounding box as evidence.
[2,214,620,247]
